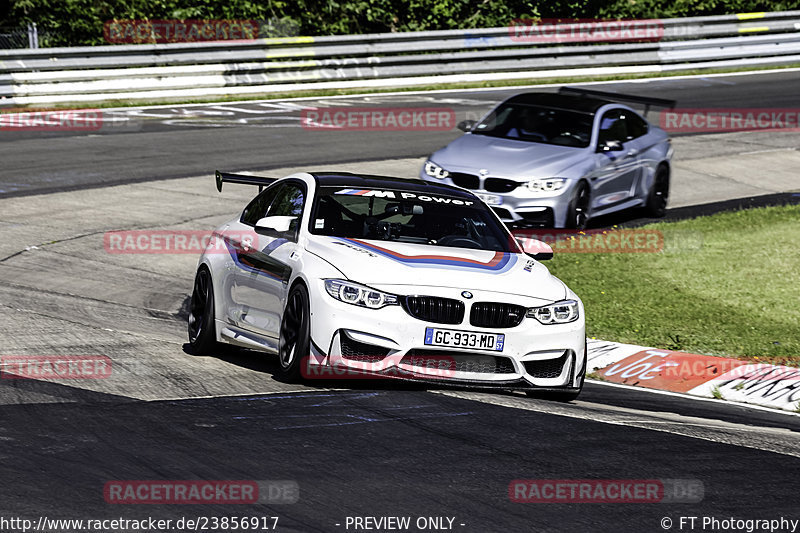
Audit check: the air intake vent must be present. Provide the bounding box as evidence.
[403,350,515,374]
[402,296,465,325]
[469,302,526,328]
[484,178,519,193]
[523,351,570,379]
[340,334,390,362]
[449,173,480,190]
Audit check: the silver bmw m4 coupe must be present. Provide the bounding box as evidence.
[420,87,675,229]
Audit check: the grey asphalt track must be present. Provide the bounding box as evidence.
[1,385,799,532]
[3,69,800,196]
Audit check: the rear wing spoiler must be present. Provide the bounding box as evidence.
[215,170,277,192]
[559,86,676,115]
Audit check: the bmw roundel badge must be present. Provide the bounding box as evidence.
[461,291,473,299]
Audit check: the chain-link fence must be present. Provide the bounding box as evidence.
[0,23,63,49]
[0,26,35,49]
[1,18,297,48]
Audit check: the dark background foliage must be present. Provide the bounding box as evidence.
[3,0,799,47]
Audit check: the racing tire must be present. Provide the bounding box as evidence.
[644,165,670,218]
[187,267,218,355]
[565,181,590,229]
[278,283,311,382]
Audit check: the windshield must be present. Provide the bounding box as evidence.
[310,187,518,253]
[473,103,593,148]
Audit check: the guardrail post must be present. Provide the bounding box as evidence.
[27,22,39,49]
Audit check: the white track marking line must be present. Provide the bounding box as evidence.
[739,147,798,155]
[145,388,345,402]
[138,379,800,418]
[589,379,800,417]
[88,68,800,113]
[431,389,800,458]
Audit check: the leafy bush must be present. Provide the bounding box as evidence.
[3,0,800,47]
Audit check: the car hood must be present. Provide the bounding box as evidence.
[432,134,589,178]
[305,236,566,302]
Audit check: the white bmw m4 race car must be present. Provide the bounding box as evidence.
[188,170,586,400]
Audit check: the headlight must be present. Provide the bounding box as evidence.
[324,279,399,309]
[526,178,567,193]
[423,160,450,180]
[526,299,580,324]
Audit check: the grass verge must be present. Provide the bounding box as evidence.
[546,205,800,365]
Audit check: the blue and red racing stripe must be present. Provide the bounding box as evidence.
[334,189,373,196]
[223,237,290,282]
[336,238,516,273]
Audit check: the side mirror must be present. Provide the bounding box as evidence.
[255,215,295,235]
[515,237,553,261]
[527,250,553,261]
[597,140,623,153]
[457,119,477,132]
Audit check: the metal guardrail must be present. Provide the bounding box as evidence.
[1,11,800,106]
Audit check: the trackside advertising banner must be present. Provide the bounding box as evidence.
[587,339,800,411]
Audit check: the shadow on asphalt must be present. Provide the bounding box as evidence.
[180,343,540,398]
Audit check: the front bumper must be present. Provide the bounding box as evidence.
[418,169,577,228]
[308,282,586,389]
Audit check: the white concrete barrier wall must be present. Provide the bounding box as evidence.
[2,11,800,105]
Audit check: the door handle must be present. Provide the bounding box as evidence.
[626,149,639,157]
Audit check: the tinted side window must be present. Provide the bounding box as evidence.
[266,183,305,241]
[598,109,627,145]
[626,112,649,139]
[241,186,279,226]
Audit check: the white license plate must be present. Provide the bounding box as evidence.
[424,327,505,352]
[476,193,502,206]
